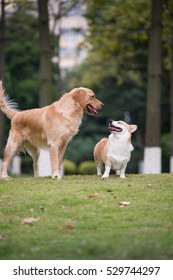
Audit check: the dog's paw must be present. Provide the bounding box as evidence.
[120,175,126,179]
[102,174,109,179]
[52,175,62,180]
[1,175,11,180]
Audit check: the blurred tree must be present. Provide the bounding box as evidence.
[49,0,84,98]
[143,0,162,173]
[0,0,5,80]
[163,0,173,171]
[81,0,150,86]
[170,46,173,170]
[63,0,171,173]
[38,0,52,107]
[4,6,40,110]
[64,0,150,132]
[0,0,5,158]
[49,0,62,98]
[62,0,150,171]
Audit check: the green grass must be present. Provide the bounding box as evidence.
[0,174,173,260]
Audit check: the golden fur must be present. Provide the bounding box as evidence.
[0,81,103,179]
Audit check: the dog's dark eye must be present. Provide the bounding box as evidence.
[91,96,95,99]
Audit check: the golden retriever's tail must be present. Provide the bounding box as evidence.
[0,80,18,119]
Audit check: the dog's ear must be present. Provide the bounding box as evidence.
[72,89,86,107]
[129,124,137,133]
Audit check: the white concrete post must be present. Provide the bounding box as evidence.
[170,156,173,173]
[38,149,64,177]
[138,160,144,174]
[143,147,161,174]
[11,155,21,175]
[0,158,2,176]
[38,150,52,177]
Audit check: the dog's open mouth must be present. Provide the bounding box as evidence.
[108,124,122,132]
[86,104,98,116]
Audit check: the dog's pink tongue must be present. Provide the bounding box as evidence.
[87,105,97,115]
[108,125,122,132]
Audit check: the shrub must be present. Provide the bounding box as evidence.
[78,161,96,175]
[21,155,33,174]
[63,159,77,175]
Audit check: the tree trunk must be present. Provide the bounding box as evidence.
[38,0,52,107]
[143,0,162,173]
[38,0,54,176]
[170,44,173,171]
[51,0,61,99]
[0,0,5,158]
[55,24,61,99]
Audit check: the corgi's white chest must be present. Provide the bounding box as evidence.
[107,135,133,168]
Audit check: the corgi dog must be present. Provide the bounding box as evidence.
[94,120,137,179]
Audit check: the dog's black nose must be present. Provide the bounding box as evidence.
[108,119,113,125]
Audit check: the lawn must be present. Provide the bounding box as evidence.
[0,174,173,260]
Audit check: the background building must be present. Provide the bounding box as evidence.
[49,0,88,71]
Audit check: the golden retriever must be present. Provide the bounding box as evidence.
[0,81,103,179]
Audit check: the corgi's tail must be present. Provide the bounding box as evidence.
[0,81,18,119]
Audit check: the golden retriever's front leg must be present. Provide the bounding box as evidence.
[49,142,61,179]
[59,142,67,169]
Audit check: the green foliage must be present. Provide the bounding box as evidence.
[4,5,56,111]
[5,8,40,109]
[61,0,151,171]
[62,0,172,171]
[65,129,105,164]
[63,75,142,173]
[80,0,150,86]
[0,174,173,260]
[162,0,173,71]
[21,155,33,174]
[63,159,77,175]
[78,161,96,175]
